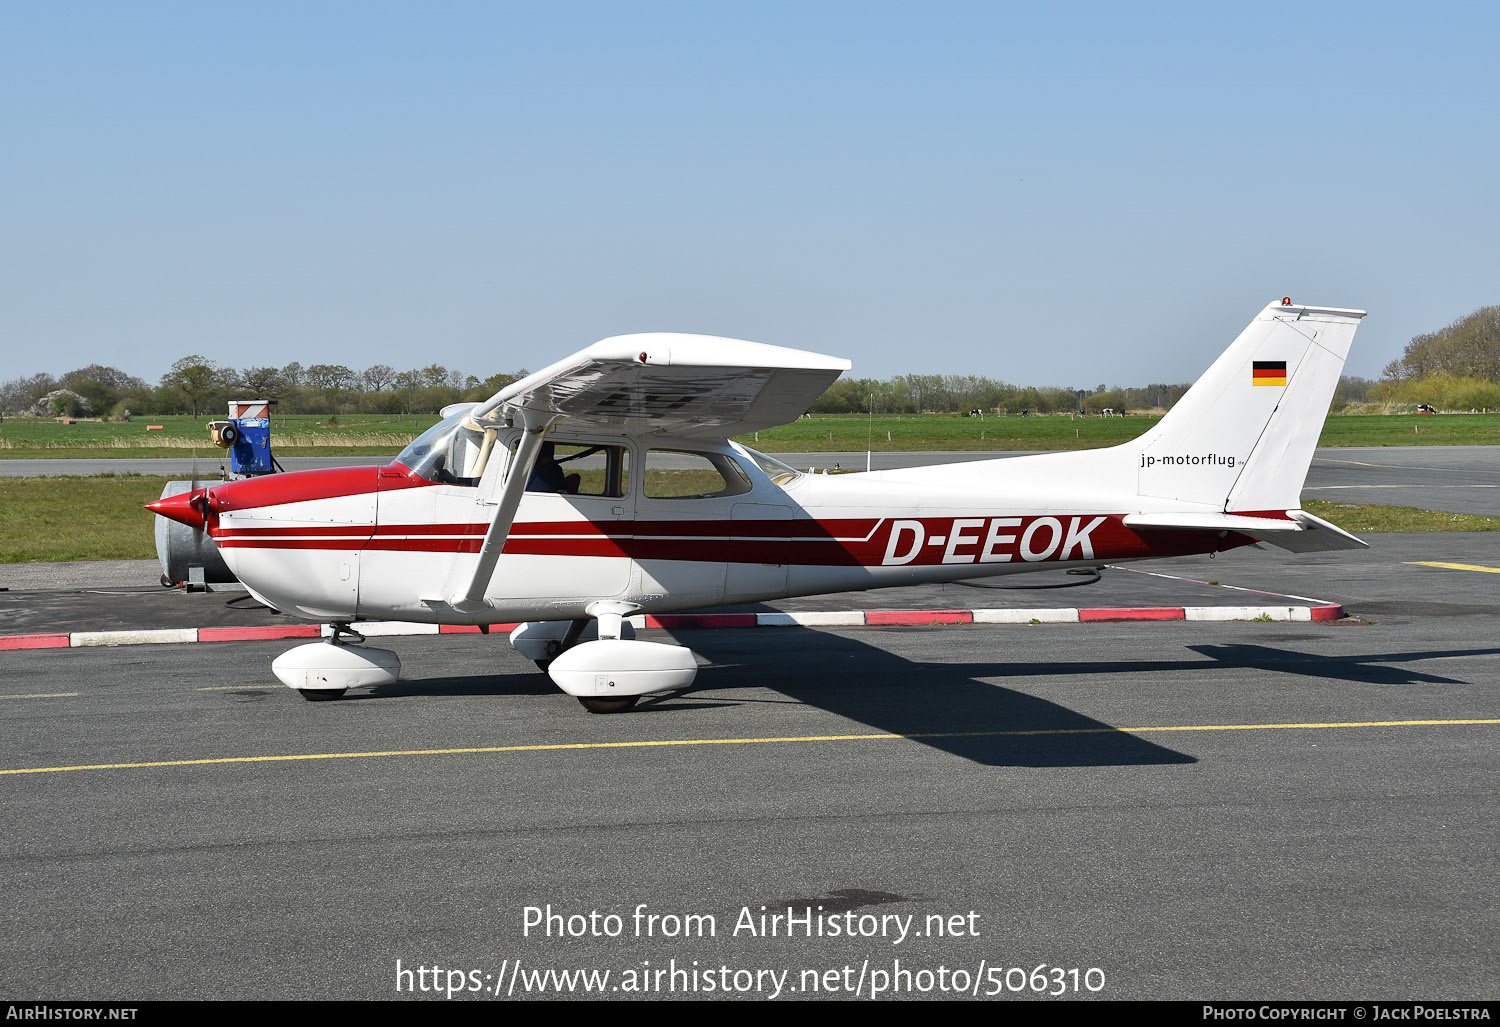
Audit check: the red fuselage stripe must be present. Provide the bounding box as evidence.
[213,514,1249,565]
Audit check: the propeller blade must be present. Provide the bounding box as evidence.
[190,449,206,530]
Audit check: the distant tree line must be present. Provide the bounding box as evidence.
[4,303,1494,419]
[807,374,1202,415]
[0,358,531,419]
[808,305,1499,416]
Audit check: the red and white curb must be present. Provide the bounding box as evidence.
[0,602,1346,651]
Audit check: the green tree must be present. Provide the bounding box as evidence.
[1382,304,1500,383]
[305,364,354,392]
[59,365,146,414]
[240,366,285,396]
[1083,389,1126,414]
[0,373,58,413]
[361,364,396,393]
[161,355,231,418]
[395,369,423,413]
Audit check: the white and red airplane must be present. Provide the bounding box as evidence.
[149,299,1367,712]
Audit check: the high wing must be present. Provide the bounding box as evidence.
[470,333,851,438]
[448,333,850,611]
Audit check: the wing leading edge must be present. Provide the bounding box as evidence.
[471,333,852,439]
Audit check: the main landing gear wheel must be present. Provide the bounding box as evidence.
[578,695,639,715]
[298,688,348,701]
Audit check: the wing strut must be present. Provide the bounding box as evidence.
[448,416,554,612]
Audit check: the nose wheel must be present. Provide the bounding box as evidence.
[299,688,348,701]
[274,625,399,700]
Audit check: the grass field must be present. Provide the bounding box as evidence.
[736,412,1500,451]
[0,475,167,563]
[0,413,440,459]
[0,476,1492,564]
[2,411,1496,459]
[1301,500,1497,534]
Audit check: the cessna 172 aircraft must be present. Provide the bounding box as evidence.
[149,299,1366,712]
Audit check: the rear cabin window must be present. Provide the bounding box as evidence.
[643,450,752,499]
[741,447,803,487]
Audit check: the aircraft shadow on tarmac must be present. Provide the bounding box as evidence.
[1184,643,1500,686]
[651,632,1500,767]
[647,627,1201,769]
[352,632,1497,769]
[352,675,560,700]
[341,627,1190,768]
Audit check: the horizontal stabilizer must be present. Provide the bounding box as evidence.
[1271,510,1370,552]
[1124,510,1367,553]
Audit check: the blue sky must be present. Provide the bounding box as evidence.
[3,1,1497,388]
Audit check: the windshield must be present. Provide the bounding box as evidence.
[395,409,493,485]
[739,446,803,487]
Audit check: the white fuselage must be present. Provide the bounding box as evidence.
[203,434,1237,625]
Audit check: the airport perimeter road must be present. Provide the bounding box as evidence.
[3,446,1497,515]
[2,539,1496,1001]
[1302,447,1500,515]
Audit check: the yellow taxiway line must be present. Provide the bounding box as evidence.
[2,719,1496,777]
[1405,561,1500,574]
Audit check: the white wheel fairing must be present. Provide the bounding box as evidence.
[272,642,400,692]
[546,639,697,698]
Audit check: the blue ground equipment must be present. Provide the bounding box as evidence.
[159,399,280,589]
[209,399,277,476]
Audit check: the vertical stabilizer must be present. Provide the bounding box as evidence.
[1131,301,1365,512]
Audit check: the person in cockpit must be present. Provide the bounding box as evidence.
[527,442,607,494]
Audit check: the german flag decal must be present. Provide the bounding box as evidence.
[1253,360,1287,387]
